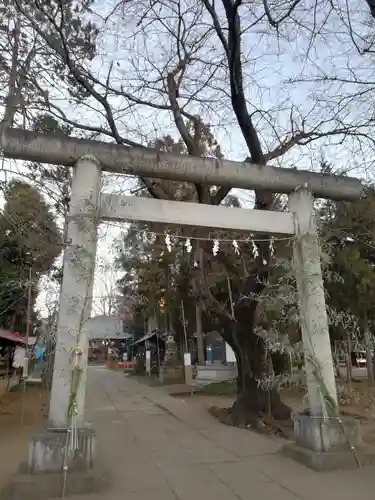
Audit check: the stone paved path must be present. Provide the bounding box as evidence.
[75,366,375,500]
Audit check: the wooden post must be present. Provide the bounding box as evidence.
[181,300,193,385]
[181,300,188,352]
[145,350,151,376]
[21,267,33,424]
[194,242,205,366]
[346,334,353,385]
[363,313,374,384]
[226,273,235,319]
[156,334,161,379]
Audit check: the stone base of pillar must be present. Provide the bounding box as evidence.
[29,428,96,473]
[281,414,375,471]
[159,364,185,384]
[1,428,106,500]
[184,365,193,386]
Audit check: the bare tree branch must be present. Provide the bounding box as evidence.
[262,0,303,29]
[366,0,375,19]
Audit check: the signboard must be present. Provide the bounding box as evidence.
[184,353,191,366]
[225,343,236,363]
[145,350,151,376]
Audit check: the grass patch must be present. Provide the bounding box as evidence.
[200,380,237,395]
[8,381,24,392]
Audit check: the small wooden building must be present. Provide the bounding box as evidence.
[0,329,27,396]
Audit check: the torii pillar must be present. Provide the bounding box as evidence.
[289,186,338,416]
[49,155,101,428]
[10,156,104,499]
[285,187,363,471]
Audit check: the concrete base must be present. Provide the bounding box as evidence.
[26,376,43,385]
[1,467,105,500]
[28,428,95,473]
[282,413,375,471]
[282,443,375,471]
[293,414,361,453]
[1,428,104,500]
[196,363,237,386]
[159,364,185,384]
[184,365,193,386]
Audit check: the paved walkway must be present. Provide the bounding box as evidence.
[77,366,375,500]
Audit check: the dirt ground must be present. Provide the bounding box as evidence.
[280,380,375,443]
[171,378,375,445]
[0,383,48,488]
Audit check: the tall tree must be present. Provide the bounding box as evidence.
[321,185,375,366]
[0,180,62,332]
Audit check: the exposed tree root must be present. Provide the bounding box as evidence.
[208,394,293,439]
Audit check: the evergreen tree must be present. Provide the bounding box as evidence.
[0,180,62,332]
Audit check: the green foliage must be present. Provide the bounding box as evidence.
[0,179,63,332]
[321,183,375,337]
[1,180,63,269]
[119,179,375,353]
[200,380,237,395]
[117,226,192,334]
[116,130,230,336]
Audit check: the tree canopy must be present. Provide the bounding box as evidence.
[321,185,375,338]
[0,179,62,332]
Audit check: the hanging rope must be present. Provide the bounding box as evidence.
[67,346,83,453]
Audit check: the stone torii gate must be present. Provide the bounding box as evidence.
[2,128,364,479]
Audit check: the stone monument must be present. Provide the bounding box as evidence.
[159,334,184,384]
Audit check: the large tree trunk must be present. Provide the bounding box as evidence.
[222,306,291,428]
